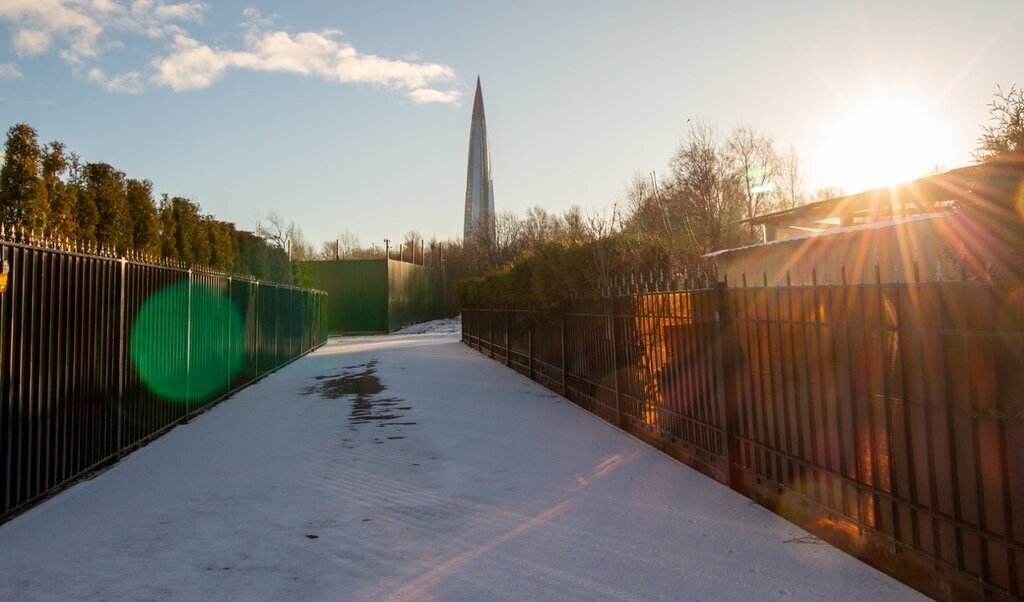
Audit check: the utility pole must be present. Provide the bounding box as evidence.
[384,238,390,260]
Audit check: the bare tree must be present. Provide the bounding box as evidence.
[521,206,562,250]
[812,186,845,202]
[255,211,288,249]
[493,210,524,264]
[255,211,314,260]
[776,144,805,211]
[620,171,652,230]
[619,170,674,237]
[666,119,746,255]
[402,230,423,262]
[562,205,588,243]
[584,205,617,240]
[975,84,1024,161]
[286,224,315,260]
[726,125,781,221]
[318,231,361,259]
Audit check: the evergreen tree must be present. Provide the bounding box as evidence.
[74,167,100,248]
[83,162,131,252]
[206,218,236,272]
[42,141,79,242]
[169,197,204,265]
[126,178,160,255]
[158,194,178,259]
[0,123,46,230]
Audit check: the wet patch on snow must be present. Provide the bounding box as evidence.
[302,360,416,432]
[306,361,384,399]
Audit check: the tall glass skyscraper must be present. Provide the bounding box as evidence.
[463,77,495,244]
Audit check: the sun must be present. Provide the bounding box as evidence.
[821,94,949,193]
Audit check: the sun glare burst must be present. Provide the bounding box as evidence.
[822,94,949,193]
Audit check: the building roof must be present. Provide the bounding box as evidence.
[705,212,953,258]
[737,164,982,229]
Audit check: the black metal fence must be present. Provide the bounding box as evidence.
[463,271,1024,601]
[0,234,327,522]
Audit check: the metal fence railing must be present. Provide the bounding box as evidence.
[0,232,327,522]
[463,271,1024,601]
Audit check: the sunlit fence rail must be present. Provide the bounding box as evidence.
[0,234,327,522]
[463,272,1024,601]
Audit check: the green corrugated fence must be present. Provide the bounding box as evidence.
[303,259,445,334]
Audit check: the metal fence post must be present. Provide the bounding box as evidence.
[527,303,534,380]
[607,295,622,428]
[504,302,510,367]
[227,275,232,389]
[714,281,739,487]
[186,268,193,414]
[116,257,126,459]
[560,299,568,396]
[254,280,259,378]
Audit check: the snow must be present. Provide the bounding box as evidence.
[392,317,461,335]
[0,333,924,601]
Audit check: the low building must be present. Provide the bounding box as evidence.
[709,156,1024,286]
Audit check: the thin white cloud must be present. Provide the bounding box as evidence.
[87,65,143,92]
[152,26,460,103]
[240,7,273,29]
[150,34,241,90]
[0,0,105,63]
[12,29,52,55]
[0,2,459,103]
[408,88,461,105]
[0,62,22,78]
[153,2,203,23]
[0,0,206,63]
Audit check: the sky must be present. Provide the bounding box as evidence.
[1,0,1022,250]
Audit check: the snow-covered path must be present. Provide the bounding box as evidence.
[0,332,923,601]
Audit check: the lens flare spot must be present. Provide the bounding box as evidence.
[130,281,244,402]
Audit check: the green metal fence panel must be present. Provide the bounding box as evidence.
[304,259,444,334]
[305,260,388,333]
[387,260,445,332]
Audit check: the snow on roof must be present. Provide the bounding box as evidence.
[705,212,954,258]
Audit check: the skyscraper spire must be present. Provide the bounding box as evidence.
[464,76,495,244]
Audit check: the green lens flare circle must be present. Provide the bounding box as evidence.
[130,281,245,402]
